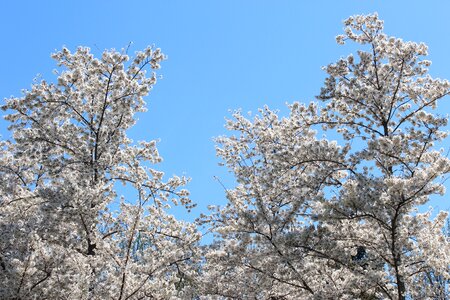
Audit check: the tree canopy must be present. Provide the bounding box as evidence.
[1,13,449,300]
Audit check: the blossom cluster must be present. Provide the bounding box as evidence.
[1,13,449,300]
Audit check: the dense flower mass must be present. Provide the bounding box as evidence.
[0,13,449,300]
[200,13,450,300]
[0,46,200,299]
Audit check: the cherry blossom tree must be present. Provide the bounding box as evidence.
[1,13,450,300]
[202,14,450,299]
[0,46,200,299]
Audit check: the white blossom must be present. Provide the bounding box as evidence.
[0,46,200,299]
[201,14,450,300]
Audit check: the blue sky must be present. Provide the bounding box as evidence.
[1,1,450,221]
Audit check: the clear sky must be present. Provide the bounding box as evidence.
[1,1,450,221]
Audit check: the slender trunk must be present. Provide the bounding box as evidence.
[391,206,406,300]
